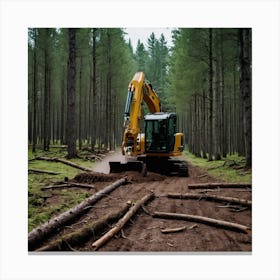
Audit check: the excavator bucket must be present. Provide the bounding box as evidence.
[109,161,144,173]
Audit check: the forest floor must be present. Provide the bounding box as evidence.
[29,150,252,253]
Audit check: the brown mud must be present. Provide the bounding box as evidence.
[37,157,252,252]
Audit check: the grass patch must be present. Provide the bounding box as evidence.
[185,151,252,183]
[28,148,95,232]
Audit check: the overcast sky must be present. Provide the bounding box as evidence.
[124,27,174,52]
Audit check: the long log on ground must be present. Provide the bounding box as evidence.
[153,211,250,233]
[28,168,60,175]
[187,183,251,189]
[167,193,251,207]
[41,182,96,190]
[92,192,154,251]
[34,156,92,172]
[28,177,127,250]
[36,202,131,251]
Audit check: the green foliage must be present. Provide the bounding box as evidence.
[185,151,251,183]
[28,148,94,232]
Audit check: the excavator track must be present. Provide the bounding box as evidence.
[145,158,188,177]
[109,158,188,177]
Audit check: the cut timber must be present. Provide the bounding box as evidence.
[188,183,251,189]
[41,182,95,190]
[153,211,250,233]
[167,193,251,207]
[92,192,154,251]
[28,177,127,250]
[28,168,60,175]
[34,156,92,172]
[36,202,131,251]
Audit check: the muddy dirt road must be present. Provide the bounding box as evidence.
[32,153,252,252]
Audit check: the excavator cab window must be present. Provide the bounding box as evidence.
[145,118,169,153]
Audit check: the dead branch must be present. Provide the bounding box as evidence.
[28,168,60,175]
[161,225,187,234]
[41,182,95,190]
[28,177,127,250]
[187,182,251,189]
[92,192,155,251]
[167,193,251,207]
[153,211,250,233]
[36,202,131,251]
[34,156,92,172]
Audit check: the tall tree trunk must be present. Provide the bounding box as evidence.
[91,28,97,151]
[238,28,252,167]
[214,40,221,161]
[43,28,51,151]
[208,28,213,161]
[78,56,83,150]
[202,89,207,158]
[107,31,112,151]
[60,71,65,145]
[32,28,38,153]
[66,28,77,158]
[220,30,227,158]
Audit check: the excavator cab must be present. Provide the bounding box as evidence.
[144,113,177,154]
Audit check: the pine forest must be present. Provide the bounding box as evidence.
[28,28,252,167]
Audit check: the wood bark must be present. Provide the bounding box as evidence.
[153,211,250,233]
[92,192,154,251]
[91,28,97,151]
[161,225,187,234]
[238,28,252,167]
[41,182,95,190]
[187,182,251,189]
[35,156,92,172]
[167,193,251,207]
[36,202,131,251]
[43,28,51,151]
[28,169,60,175]
[208,28,213,161]
[32,28,38,153]
[28,177,127,250]
[66,28,77,158]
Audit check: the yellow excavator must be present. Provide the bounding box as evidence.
[109,72,188,176]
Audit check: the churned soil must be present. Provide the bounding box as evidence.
[39,158,252,252]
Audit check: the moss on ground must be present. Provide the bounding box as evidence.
[184,151,252,184]
[28,148,94,232]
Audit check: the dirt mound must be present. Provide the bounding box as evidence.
[73,170,166,184]
[123,171,166,183]
[73,172,118,183]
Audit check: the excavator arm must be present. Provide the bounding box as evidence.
[122,72,161,156]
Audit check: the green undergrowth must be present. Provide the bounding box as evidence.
[28,148,94,232]
[184,151,252,183]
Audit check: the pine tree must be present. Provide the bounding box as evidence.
[66,28,77,158]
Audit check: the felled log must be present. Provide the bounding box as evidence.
[167,193,251,207]
[28,177,127,250]
[28,168,60,175]
[187,183,251,189]
[34,156,92,172]
[92,192,154,251]
[41,182,95,190]
[153,211,250,233]
[36,202,131,251]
